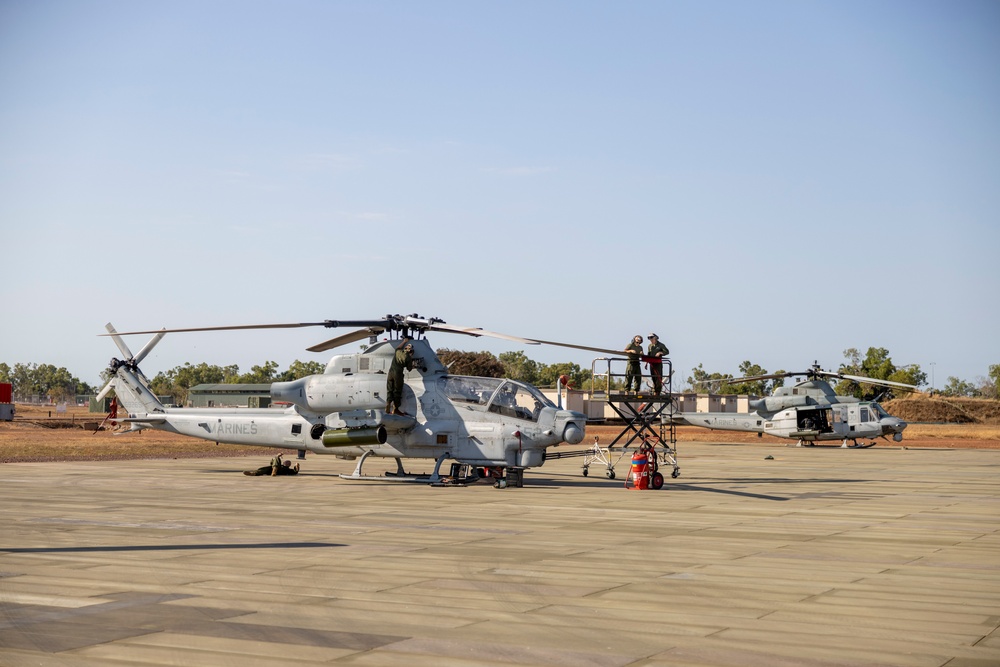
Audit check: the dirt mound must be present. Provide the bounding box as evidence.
[883,397,1000,424]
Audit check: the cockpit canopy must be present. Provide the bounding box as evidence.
[439,376,555,422]
[861,402,890,421]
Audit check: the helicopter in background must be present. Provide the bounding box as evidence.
[674,363,915,447]
[97,314,628,487]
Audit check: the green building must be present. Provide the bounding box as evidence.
[188,384,273,408]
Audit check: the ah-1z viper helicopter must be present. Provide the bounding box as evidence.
[674,364,914,448]
[97,314,626,487]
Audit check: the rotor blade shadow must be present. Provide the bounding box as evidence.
[1,542,343,554]
[666,483,789,501]
[696,478,880,485]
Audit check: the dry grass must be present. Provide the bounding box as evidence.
[1,404,274,463]
[884,395,1000,424]
[904,423,1000,440]
[3,402,998,464]
[587,424,1000,449]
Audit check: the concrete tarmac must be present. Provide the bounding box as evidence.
[1,441,999,666]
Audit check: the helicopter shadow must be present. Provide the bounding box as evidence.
[202,467,877,501]
[1,542,344,554]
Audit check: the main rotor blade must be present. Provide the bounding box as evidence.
[101,322,333,336]
[307,328,385,353]
[833,373,918,390]
[694,372,790,385]
[95,380,114,402]
[104,323,135,360]
[527,338,631,358]
[131,331,166,365]
[690,377,736,386]
[429,323,538,345]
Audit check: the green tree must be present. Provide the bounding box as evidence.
[1,362,92,401]
[278,360,325,381]
[537,362,591,389]
[150,363,240,405]
[983,364,1000,399]
[685,363,733,393]
[9,363,35,397]
[722,361,784,396]
[437,349,504,377]
[238,361,279,384]
[499,351,540,385]
[888,365,927,390]
[0,362,10,384]
[836,347,924,399]
[940,376,978,397]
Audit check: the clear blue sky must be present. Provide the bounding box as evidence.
[2,0,998,390]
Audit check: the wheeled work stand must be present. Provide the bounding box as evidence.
[589,357,680,482]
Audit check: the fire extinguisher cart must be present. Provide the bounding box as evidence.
[626,441,666,490]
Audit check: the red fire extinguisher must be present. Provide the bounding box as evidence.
[629,450,649,490]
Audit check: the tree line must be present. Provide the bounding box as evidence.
[686,347,1000,400]
[144,360,327,405]
[3,346,998,404]
[0,363,96,402]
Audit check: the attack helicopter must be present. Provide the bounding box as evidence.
[96,314,627,487]
[674,364,915,447]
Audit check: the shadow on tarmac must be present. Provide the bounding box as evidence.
[1,542,343,554]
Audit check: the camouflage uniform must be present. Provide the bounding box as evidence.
[646,336,669,394]
[243,456,299,476]
[624,337,643,392]
[386,340,415,415]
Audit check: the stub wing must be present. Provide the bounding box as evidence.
[121,416,168,425]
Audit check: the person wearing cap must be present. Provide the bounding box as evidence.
[386,338,416,416]
[646,333,669,394]
[624,335,643,393]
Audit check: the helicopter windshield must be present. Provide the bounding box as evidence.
[439,376,503,408]
[867,402,890,419]
[439,377,554,422]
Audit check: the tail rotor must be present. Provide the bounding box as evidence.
[95,323,165,401]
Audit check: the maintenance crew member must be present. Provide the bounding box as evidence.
[624,335,643,392]
[646,333,669,394]
[243,454,300,476]
[386,338,415,416]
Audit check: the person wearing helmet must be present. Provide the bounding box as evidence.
[386,338,416,416]
[624,335,643,393]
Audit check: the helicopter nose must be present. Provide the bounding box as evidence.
[563,422,584,444]
[543,409,586,445]
[881,417,907,441]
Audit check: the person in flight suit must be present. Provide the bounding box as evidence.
[243,453,300,476]
[386,338,416,416]
[624,335,643,393]
[646,333,670,394]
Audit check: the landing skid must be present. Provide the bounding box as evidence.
[792,439,875,448]
[337,451,494,486]
[842,439,876,448]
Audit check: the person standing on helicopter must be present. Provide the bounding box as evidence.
[386,338,415,416]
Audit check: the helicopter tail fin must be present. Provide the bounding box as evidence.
[105,361,166,416]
